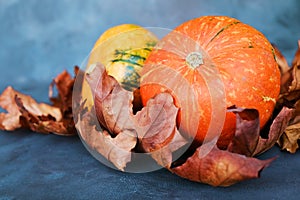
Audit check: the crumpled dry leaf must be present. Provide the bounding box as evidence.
[150,129,188,168]
[272,43,292,93]
[227,106,294,156]
[0,67,78,135]
[277,102,300,153]
[76,105,137,171]
[0,86,61,131]
[275,41,300,152]
[134,93,178,152]
[277,41,300,102]
[171,143,275,187]
[278,123,300,153]
[50,67,78,114]
[273,43,290,76]
[135,94,188,168]
[81,63,187,170]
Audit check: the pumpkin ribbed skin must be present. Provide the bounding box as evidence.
[140,16,280,148]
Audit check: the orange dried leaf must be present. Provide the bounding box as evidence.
[15,96,73,135]
[171,144,275,187]
[0,67,78,136]
[50,66,79,117]
[0,86,61,131]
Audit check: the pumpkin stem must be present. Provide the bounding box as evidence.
[186,52,204,69]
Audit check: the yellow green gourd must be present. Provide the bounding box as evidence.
[82,24,158,110]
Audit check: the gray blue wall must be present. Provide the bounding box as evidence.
[1,0,299,90]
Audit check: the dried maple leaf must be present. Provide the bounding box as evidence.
[0,86,61,131]
[0,67,78,135]
[277,41,300,103]
[273,43,290,76]
[134,94,188,168]
[134,93,179,152]
[276,99,300,153]
[50,66,79,125]
[75,105,137,171]
[275,40,300,152]
[15,95,71,135]
[292,40,300,70]
[272,43,292,93]
[150,129,188,168]
[278,123,300,153]
[86,64,136,135]
[227,106,294,156]
[80,63,186,170]
[171,143,275,187]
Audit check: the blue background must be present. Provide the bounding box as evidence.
[1,0,300,89]
[1,0,300,199]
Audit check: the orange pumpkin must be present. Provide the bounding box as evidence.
[140,16,280,148]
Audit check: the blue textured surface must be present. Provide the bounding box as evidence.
[1,0,300,199]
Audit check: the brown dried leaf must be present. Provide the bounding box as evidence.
[277,100,300,153]
[273,43,290,75]
[226,108,260,156]
[0,86,61,131]
[135,93,179,151]
[150,129,188,168]
[278,123,300,153]
[276,41,300,152]
[256,107,295,154]
[50,66,79,117]
[291,40,300,69]
[171,143,274,187]
[0,87,27,130]
[134,93,188,168]
[273,44,292,94]
[0,67,78,135]
[288,63,300,94]
[15,96,74,135]
[83,63,185,169]
[277,41,300,103]
[76,105,137,171]
[227,107,295,156]
[85,63,128,133]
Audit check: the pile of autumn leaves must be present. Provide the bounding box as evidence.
[0,42,300,187]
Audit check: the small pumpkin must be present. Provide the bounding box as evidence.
[140,16,281,148]
[82,24,158,110]
[87,24,158,91]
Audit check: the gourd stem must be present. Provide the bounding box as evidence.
[186,52,204,69]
